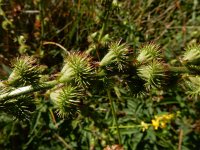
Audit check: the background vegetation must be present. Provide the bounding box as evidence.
[0,0,200,149]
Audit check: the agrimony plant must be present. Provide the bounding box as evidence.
[1,42,199,124]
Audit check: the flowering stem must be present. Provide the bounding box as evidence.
[109,125,138,129]
[107,90,122,145]
[0,80,59,101]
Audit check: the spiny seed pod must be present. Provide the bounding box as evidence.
[59,52,94,87]
[182,44,200,65]
[50,85,82,118]
[8,56,44,87]
[183,75,200,97]
[99,41,129,70]
[0,95,35,121]
[136,43,160,64]
[186,65,200,74]
[137,60,165,89]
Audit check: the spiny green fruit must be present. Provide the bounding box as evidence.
[0,95,35,121]
[136,43,160,64]
[50,85,82,118]
[183,75,200,97]
[99,41,129,70]
[182,44,200,65]
[137,60,166,89]
[186,65,200,74]
[59,52,94,87]
[8,56,45,87]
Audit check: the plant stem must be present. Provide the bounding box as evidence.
[178,129,183,150]
[39,0,44,40]
[0,80,59,101]
[43,41,69,54]
[107,90,122,145]
[168,66,190,73]
[109,125,138,129]
[54,133,73,150]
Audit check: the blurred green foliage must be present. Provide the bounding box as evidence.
[0,0,200,150]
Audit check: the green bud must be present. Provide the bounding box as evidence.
[100,34,110,46]
[2,19,14,30]
[18,45,31,54]
[18,35,27,45]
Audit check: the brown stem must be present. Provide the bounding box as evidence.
[178,129,183,150]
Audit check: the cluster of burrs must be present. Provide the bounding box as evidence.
[1,41,200,119]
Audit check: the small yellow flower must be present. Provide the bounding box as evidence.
[151,113,174,130]
[164,114,174,120]
[155,115,161,120]
[140,121,149,132]
[160,121,166,128]
[151,119,159,130]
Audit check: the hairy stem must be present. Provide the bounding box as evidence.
[0,80,58,101]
